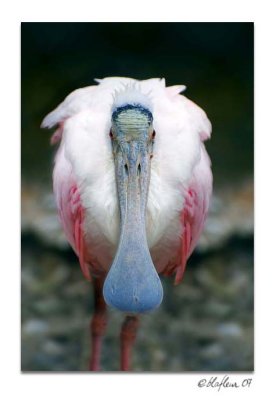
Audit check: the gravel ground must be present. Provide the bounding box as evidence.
[21,235,253,372]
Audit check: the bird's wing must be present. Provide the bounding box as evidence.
[41,86,98,130]
[158,87,212,284]
[53,146,92,281]
[41,86,100,145]
[179,96,212,142]
[166,86,212,142]
[172,144,212,285]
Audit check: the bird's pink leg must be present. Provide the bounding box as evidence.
[120,315,139,371]
[89,278,107,371]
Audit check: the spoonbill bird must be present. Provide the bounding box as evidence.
[42,77,212,371]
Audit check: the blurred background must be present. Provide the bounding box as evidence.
[21,23,253,371]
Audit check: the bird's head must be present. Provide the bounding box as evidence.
[103,103,163,313]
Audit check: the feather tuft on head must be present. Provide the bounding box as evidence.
[111,82,153,113]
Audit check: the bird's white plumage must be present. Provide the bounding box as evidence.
[47,77,212,273]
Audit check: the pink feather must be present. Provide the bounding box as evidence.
[176,145,212,284]
[162,144,212,284]
[53,146,91,281]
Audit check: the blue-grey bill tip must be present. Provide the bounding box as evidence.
[103,261,163,313]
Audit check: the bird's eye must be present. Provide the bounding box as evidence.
[109,130,113,139]
[152,130,156,139]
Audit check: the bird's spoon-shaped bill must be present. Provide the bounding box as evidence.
[103,118,163,313]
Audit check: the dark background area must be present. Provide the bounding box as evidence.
[21,23,254,372]
[22,22,253,185]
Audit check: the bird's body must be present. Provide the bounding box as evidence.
[42,77,212,371]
